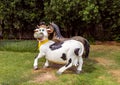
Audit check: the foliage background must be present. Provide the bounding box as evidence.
[0,0,120,41]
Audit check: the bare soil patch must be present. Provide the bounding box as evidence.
[95,41,120,46]
[32,72,57,83]
[31,68,57,83]
[94,57,115,67]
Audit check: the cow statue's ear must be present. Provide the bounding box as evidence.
[47,26,54,34]
[37,25,40,28]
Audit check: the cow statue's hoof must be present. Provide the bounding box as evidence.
[34,66,38,70]
[56,71,62,75]
[76,70,81,74]
[43,65,48,68]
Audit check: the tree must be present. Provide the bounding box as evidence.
[44,0,120,41]
[0,0,120,41]
[0,0,44,39]
[95,0,120,41]
[44,0,99,37]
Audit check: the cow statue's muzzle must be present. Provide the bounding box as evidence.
[34,31,44,40]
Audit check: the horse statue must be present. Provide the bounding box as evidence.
[47,22,90,58]
[33,25,84,74]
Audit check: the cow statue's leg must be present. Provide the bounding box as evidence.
[43,60,49,68]
[57,58,72,75]
[33,53,44,70]
[76,56,83,74]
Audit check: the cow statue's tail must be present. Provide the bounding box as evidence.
[84,39,90,58]
[71,36,90,58]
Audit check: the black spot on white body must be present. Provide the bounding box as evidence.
[74,48,80,56]
[61,53,67,60]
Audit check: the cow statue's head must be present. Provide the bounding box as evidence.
[34,25,49,41]
[34,22,63,41]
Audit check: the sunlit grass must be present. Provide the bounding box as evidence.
[0,51,36,85]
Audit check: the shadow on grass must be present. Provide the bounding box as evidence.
[83,58,98,73]
[36,58,98,74]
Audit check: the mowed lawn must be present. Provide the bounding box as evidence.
[0,40,120,85]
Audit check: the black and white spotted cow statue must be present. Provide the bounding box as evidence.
[33,25,84,75]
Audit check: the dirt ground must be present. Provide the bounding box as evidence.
[31,68,57,83]
[95,41,120,45]
[32,72,57,83]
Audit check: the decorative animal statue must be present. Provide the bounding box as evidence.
[47,22,90,58]
[33,25,84,74]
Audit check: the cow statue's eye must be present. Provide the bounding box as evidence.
[42,29,44,31]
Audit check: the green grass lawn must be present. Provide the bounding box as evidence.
[0,40,120,85]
